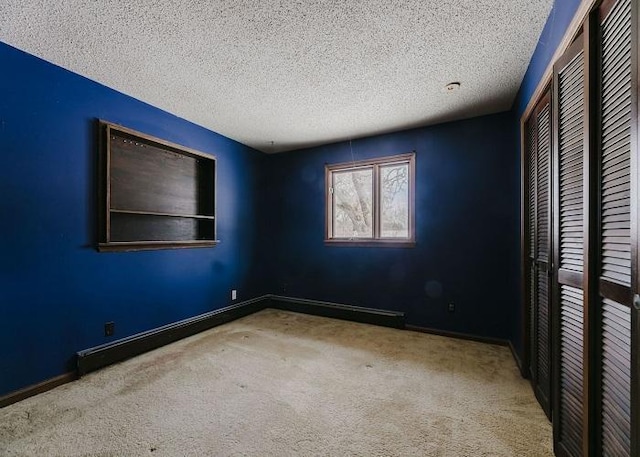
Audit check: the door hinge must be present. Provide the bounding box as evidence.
[633,294,640,311]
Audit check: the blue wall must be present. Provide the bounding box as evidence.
[0,42,268,397]
[1,0,585,397]
[264,112,520,340]
[514,0,583,117]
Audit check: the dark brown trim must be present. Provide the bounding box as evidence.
[405,324,508,347]
[268,295,405,329]
[324,240,416,248]
[598,0,618,22]
[98,240,220,252]
[97,120,108,244]
[325,152,415,170]
[77,296,267,376]
[632,0,640,294]
[99,120,215,160]
[633,299,640,457]
[554,28,587,74]
[558,269,584,288]
[0,372,77,409]
[534,91,552,118]
[551,53,563,439]
[325,160,334,238]
[599,278,634,306]
[521,116,532,381]
[509,340,528,378]
[583,17,598,457]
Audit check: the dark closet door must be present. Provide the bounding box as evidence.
[633,0,639,452]
[553,34,587,457]
[596,0,635,455]
[526,90,553,419]
[524,1,638,455]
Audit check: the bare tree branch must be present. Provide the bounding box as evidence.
[350,172,371,229]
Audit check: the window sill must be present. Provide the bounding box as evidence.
[324,239,416,248]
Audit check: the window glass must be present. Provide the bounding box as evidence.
[332,168,373,238]
[380,164,409,238]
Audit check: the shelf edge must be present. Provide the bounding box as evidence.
[98,240,220,252]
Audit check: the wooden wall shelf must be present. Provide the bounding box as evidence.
[98,120,217,252]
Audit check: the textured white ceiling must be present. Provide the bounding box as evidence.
[0,1,552,153]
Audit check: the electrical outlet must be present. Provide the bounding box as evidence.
[104,321,115,337]
[231,289,237,300]
[448,303,455,313]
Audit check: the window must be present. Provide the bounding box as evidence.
[325,153,415,246]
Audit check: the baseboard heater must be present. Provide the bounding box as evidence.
[76,295,405,377]
[267,295,405,329]
[77,296,266,376]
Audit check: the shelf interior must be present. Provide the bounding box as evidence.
[110,209,215,220]
[110,212,214,242]
[109,131,214,217]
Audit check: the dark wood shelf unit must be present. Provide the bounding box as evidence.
[98,120,217,252]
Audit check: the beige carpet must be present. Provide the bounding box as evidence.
[0,309,553,456]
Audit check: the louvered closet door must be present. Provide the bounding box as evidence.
[596,0,635,455]
[553,34,586,457]
[527,118,538,381]
[525,91,553,419]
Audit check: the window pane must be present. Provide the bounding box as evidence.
[332,168,373,238]
[380,163,409,238]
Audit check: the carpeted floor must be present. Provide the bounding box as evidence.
[0,309,553,456]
